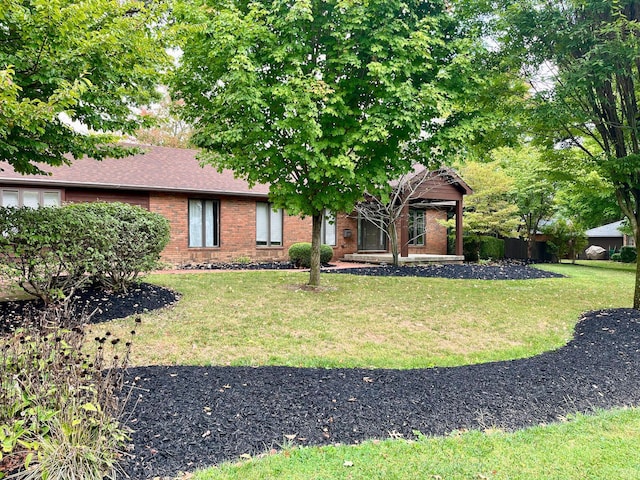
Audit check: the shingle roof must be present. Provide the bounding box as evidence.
[585,220,625,238]
[0,145,270,197]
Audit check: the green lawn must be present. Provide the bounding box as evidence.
[84,261,639,479]
[91,262,633,369]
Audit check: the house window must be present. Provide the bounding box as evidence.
[321,210,336,246]
[256,202,283,246]
[0,188,61,207]
[408,208,426,246]
[189,199,219,248]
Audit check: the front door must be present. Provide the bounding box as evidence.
[358,218,386,251]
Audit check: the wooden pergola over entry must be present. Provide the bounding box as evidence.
[398,168,472,258]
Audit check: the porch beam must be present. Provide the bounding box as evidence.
[455,199,464,256]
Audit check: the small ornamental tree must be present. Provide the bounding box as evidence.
[171,0,490,286]
[353,168,454,266]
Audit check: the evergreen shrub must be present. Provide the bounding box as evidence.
[288,242,334,268]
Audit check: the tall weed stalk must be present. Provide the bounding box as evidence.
[0,307,136,479]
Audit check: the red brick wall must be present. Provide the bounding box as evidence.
[62,189,450,264]
[149,193,363,265]
[407,209,448,255]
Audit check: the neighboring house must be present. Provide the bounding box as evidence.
[0,145,471,265]
[585,220,634,256]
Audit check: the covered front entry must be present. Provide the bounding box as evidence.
[358,217,386,251]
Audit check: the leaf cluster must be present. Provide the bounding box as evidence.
[0,202,170,305]
[170,0,485,216]
[0,0,171,173]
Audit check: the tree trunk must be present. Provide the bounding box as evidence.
[389,221,399,266]
[527,238,534,260]
[635,226,640,309]
[308,212,323,287]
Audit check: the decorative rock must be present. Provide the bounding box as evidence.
[585,245,607,260]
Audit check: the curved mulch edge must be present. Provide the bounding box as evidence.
[323,264,565,280]
[121,308,640,479]
[0,283,180,335]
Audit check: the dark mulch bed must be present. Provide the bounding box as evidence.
[0,283,180,335]
[177,261,298,271]
[324,263,565,280]
[121,308,640,479]
[3,264,635,478]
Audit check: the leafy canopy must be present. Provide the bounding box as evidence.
[171,0,485,216]
[0,0,171,174]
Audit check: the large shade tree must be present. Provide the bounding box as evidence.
[171,0,497,286]
[0,0,170,174]
[498,0,640,306]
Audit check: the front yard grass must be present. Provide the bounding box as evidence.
[22,261,640,478]
[192,407,640,480]
[89,262,633,369]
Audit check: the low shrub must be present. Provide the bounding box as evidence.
[66,203,170,292]
[0,203,170,304]
[0,206,104,305]
[463,236,480,262]
[478,236,505,260]
[0,308,135,479]
[620,246,637,263]
[611,252,622,262]
[288,243,334,268]
[463,236,504,261]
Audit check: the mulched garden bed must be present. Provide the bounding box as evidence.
[121,308,640,479]
[2,264,636,479]
[0,283,180,335]
[324,263,565,280]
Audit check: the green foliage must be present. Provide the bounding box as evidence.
[0,206,104,304]
[0,310,134,478]
[611,253,622,262]
[0,0,170,174]
[459,161,520,237]
[494,146,557,245]
[497,0,640,305]
[478,236,505,260]
[288,243,333,268]
[619,246,637,264]
[463,235,504,261]
[463,236,480,262]
[542,219,588,264]
[65,203,170,293]
[0,203,169,303]
[170,0,495,284]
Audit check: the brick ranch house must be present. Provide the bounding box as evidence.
[0,145,471,266]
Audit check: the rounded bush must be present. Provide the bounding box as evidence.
[619,246,637,263]
[65,202,170,291]
[611,252,622,262]
[288,242,334,267]
[478,235,505,260]
[463,236,480,262]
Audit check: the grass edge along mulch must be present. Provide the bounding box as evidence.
[190,407,640,480]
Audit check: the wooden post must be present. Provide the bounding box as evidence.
[455,199,464,256]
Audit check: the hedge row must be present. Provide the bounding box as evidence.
[463,235,505,261]
[0,202,169,304]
